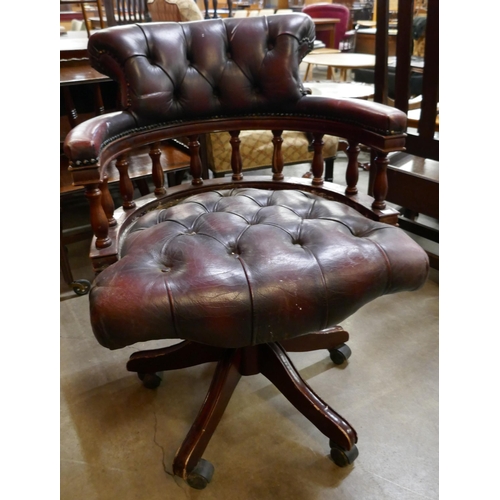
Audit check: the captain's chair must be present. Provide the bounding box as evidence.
[64,14,429,489]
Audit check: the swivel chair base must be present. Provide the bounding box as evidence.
[127,327,356,489]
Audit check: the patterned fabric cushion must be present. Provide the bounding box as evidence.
[208,130,339,174]
[147,0,203,21]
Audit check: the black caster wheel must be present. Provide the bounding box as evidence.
[71,279,91,296]
[329,441,359,467]
[186,458,214,490]
[329,343,352,365]
[137,371,163,389]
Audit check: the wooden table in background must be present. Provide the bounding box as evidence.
[60,30,94,59]
[304,81,375,100]
[60,0,105,35]
[302,52,376,82]
[355,28,398,56]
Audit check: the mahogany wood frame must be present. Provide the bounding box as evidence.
[127,327,354,482]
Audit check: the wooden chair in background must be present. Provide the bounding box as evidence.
[102,0,152,25]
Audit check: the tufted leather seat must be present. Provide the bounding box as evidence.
[64,14,429,489]
[92,188,427,350]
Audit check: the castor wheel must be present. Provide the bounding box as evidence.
[186,458,214,490]
[71,279,91,296]
[329,343,352,365]
[137,371,163,389]
[329,441,359,467]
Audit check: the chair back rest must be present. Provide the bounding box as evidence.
[103,0,151,26]
[88,14,315,125]
[302,3,349,49]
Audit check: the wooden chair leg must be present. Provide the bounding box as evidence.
[172,348,241,488]
[129,335,357,489]
[280,326,349,352]
[258,342,357,451]
[126,340,225,375]
[324,157,335,182]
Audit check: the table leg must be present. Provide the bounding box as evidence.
[304,63,313,82]
[328,25,336,49]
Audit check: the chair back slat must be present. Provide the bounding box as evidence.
[103,0,151,26]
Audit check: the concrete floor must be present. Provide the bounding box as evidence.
[60,154,439,499]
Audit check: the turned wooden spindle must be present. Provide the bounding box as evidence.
[229,131,243,181]
[62,87,78,129]
[345,140,360,195]
[271,130,284,181]
[371,151,389,210]
[100,175,116,227]
[149,143,166,195]
[93,85,105,116]
[115,154,136,209]
[188,135,203,186]
[84,184,111,249]
[311,133,325,186]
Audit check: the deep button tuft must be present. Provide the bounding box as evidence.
[267,41,275,50]
[213,87,220,97]
[228,246,240,257]
[161,267,171,273]
[226,51,232,59]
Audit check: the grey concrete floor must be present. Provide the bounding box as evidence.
[60,154,439,499]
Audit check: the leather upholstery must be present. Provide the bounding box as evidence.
[89,15,315,123]
[64,14,407,164]
[91,188,429,350]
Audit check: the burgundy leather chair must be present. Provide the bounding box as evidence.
[64,14,429,489]
[302,3,356,51]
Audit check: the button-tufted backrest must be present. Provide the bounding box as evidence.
[88,14,315,126]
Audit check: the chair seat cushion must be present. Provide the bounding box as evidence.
[90,188,429,350]
[208,131,339,174]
